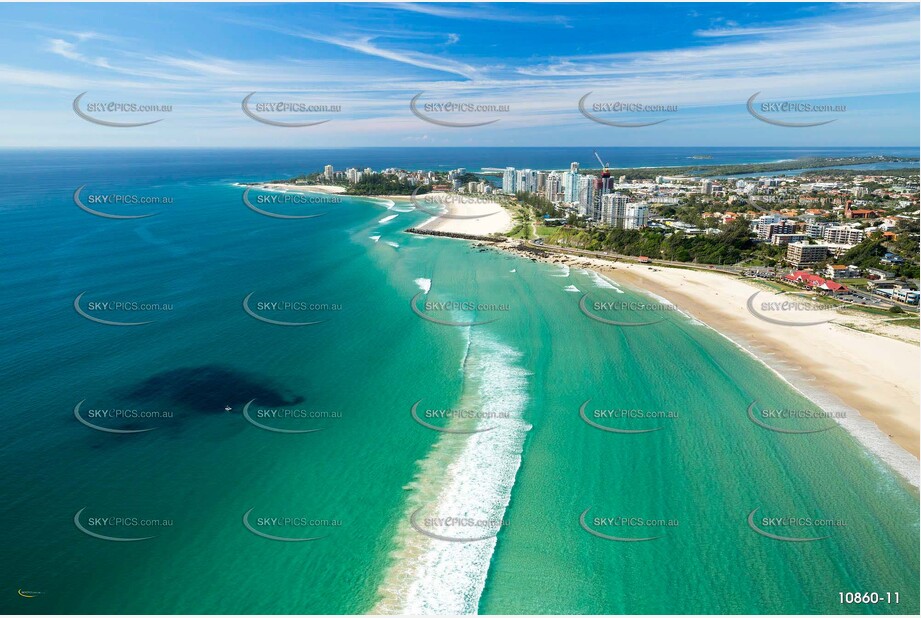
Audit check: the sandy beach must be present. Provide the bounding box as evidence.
[495,241,920,477]
[257,182,347,194]
[412,192,513,235]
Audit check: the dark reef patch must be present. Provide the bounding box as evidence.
[124,365,303,413]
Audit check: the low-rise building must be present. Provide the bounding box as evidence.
[893,289,920,305]
[866,268,892,280]
[825,264,860,279]
[784,271,849,294]
[771,233,806,246]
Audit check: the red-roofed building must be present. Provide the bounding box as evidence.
[844,201,879,219]
[784,271,849,294]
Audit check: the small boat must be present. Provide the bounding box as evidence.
[224,405,232,412]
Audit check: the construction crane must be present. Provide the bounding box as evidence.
[593,150,610,176]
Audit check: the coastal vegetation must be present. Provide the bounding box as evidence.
[575,156,919,180]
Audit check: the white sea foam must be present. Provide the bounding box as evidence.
[414,278,432,294]
[641,289,704,326]
[379,214,398,223]
[384,241,399,248]
[551,263,570,277]
[585,269,625,293]
[563,284,580,293]
[509,269,517,273]
[373,330,530,615]
[369,235,381,243]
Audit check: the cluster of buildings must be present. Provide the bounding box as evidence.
[501,163,649,229]
[319,164,492,192]
[783,269,919,305]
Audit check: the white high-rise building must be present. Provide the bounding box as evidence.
[563,171,581,203]
[601,194,648,229]
[601,193,628,226]
[624,203,649,229]
[502,167,516,194]
[577,176,594,217]
[545,173,562,202]
[515,169,538,194]
[323,165,334,180]
[570,161,580,174]
[346,167,360,183]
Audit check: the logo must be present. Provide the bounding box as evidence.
[578,507,665,542]
[241,399,325,434]
[73,185,158,219]
[242,508,329,542]
[746,401,838,435]
[410,400,496,434]
[241,187,327,219]
[578,294,665,327]
[409,92,503,128]
[240,92,334,128]
[745,292,838,327]
[747,507,831,542]
[73,292,156,327]
[408,506,504,543]
[578,400,665,434]
[73,508,157,542]
[73,400,157,434]
[72,92,165,127]
[746,92,838,128]
[408,186,501,220]
[410,292,504,326]
[578,92,669,128]
[242,292,327,327]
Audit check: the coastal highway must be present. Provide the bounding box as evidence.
[521,238,745,275]
[520,239,919,314]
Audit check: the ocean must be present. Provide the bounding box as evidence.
[0,148,917,614]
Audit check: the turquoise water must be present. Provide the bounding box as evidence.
[0,151,917,614]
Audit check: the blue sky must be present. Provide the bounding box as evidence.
[1,2,918,147]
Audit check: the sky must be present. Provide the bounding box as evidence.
[0,2,918,147]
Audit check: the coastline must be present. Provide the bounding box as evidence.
[411,192,514,236]
[246,182,347,194]
[487,239,920,485]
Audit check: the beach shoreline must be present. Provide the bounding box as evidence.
[484,238,920,484]
[411,192,513,236]
[245,182,347,194]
